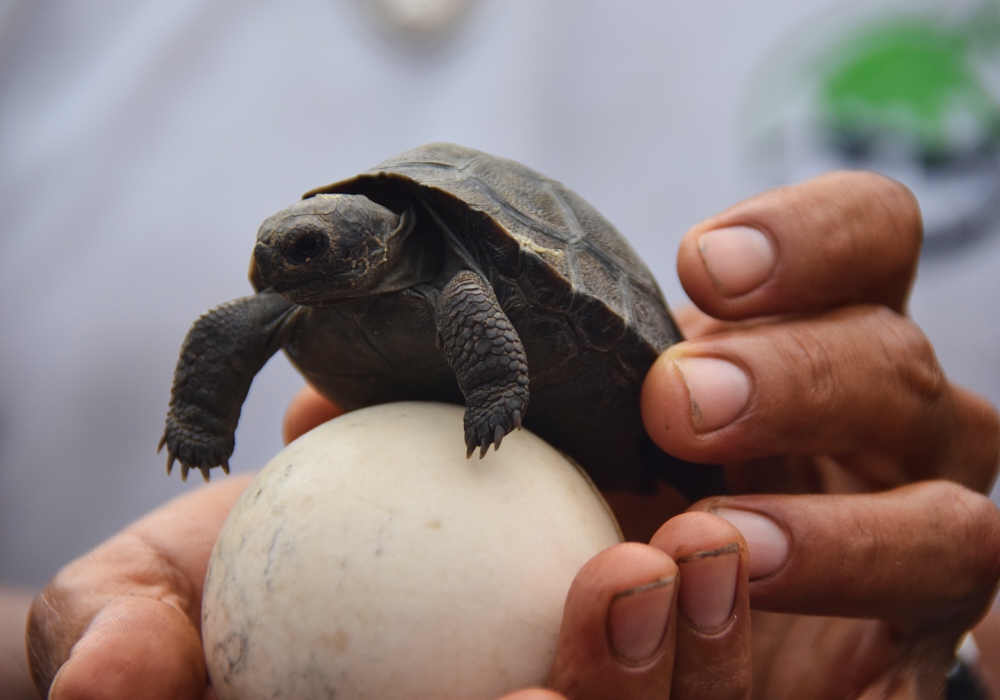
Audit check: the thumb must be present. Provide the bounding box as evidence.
[546,543,678,700]
[44,597,205,700]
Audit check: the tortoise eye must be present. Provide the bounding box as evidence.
[286,231,328,263]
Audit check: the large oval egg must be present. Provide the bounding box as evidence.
[202,401,622,700]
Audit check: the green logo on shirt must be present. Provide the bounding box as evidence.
[744,2,1000,254]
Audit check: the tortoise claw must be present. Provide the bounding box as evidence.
[180,464,190,482]
[493,425,504,450]
[199,465,211,482]
[158,433,177,477]
[220,457,230,475]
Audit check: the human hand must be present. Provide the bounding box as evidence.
[25,476,252,699]
[642,171,999,503]
[496,480,1000,700]
[556,170,1000,700]
[21,374,344,699]
[22,387,344,698]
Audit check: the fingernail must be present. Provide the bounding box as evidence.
[677,543,739,631]
[698,227,775,297]
[608,576,675,663]
[712,508,789,580]
[672,357,750,432]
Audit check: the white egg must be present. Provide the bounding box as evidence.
[202,401,622,700]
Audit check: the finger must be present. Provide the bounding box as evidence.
[26,476,252,696]
[282,384,344,445]
[677,171,921,319]
[47,597,206,700]
[693,481,1000,630]
[547,543,678,700]
[650,512,751,700]
[641,305,1000,489]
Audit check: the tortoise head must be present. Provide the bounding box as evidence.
[252,194,413,304]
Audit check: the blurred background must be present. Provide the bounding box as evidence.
[2,0,999,588]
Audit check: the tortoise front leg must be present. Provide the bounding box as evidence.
[434,271,530,457]
[160,289,300,481]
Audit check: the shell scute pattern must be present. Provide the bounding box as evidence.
[337,147,672,357]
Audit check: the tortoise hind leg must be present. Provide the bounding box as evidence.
[434,271,529,458]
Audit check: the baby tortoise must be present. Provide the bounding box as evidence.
[161,143,725,500]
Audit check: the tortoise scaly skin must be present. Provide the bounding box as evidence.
[162,143,725,500]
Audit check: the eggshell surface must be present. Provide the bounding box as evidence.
[202,401,622,700]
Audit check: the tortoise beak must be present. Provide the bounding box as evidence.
[252,242,281,289]
[248,256,265,292]
[252,242,324,299]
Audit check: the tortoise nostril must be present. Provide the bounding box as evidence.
[286,231,328,264]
